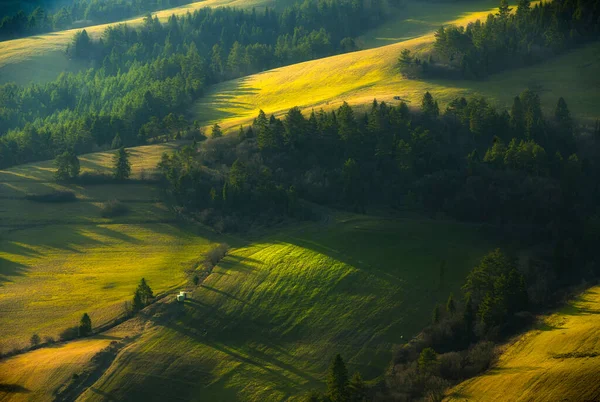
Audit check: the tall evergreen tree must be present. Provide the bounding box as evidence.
[113,147,132,180]
[79,312,92,337]
[327,354,349,402]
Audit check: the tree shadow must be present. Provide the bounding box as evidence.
[0,384,31,393]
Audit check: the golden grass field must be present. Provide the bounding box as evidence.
[0,143,223,352]
[446,285,600,401]
[0,337,115,401]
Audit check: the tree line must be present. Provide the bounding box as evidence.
[0,0,391,169]
[399,0,600,78]
[0,0,189,41]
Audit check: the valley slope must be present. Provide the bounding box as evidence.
[446,285,600,401]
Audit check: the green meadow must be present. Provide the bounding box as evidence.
[77,215,494,401]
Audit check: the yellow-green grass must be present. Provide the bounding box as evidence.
[0,142,223,351]
[78,215,495,401]
[446,285,600,401]
[191,4,600,129]
[0,0,289,86]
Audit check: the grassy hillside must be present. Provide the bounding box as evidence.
[0,143,224,351]
[0,0,289,86]
[446,285,600,401]
[0,337,115,401]
[74,215,494,401]
[191,9,600,129]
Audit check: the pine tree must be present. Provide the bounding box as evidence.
[137,278,154,305]
[446,293,456,315]
[212,123,223,138]
[349,372,367,402]
[113,147,131,180]
[421,91,439,118]
[398,48,413,66]
[327,354,349,402]
[132,289,144,312]
[79,313,92,337]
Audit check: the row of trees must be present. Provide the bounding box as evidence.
[0,0,392,169]
[0,0,190,41]
[400,0,600,78]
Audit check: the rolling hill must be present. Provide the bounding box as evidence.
[0,143,497,401]
[190,6,600,130]
[75,215,495,401]
[0,0,292,86]
[446,285,600,401]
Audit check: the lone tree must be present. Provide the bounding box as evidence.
[79,313,92,337]
[327,354,349,402]
[132,278,154,312]
[54,150,80,180]
[113,147,131,180]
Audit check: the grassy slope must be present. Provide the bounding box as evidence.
[77,216,494,401]
[0,143,222,351]
[0,338,115,401]
[446,285,600,401]
[191,4,600,129]
[0,0,288,86]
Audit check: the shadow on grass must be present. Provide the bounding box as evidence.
[0,383,31,393]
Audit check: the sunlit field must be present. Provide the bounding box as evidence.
[0,143,221,351]
[446,285,600,401]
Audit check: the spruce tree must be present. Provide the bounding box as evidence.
[79,313,92,337]
[113,147,132,180]
[132,289,144,312]
[327,354,349,402]
[211,123,223,138]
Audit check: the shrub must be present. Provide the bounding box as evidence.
[439,351,464,381]
[100,200,129,218]
[464,341,497,376]
[205,243,230,268]
[30,333,41,347]
[59,326,79,341]
[26,191,77,203]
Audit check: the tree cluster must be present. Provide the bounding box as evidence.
[0,0,392,169]
[402,0,600,78]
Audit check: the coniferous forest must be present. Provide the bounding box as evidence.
[2,0,600,400]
